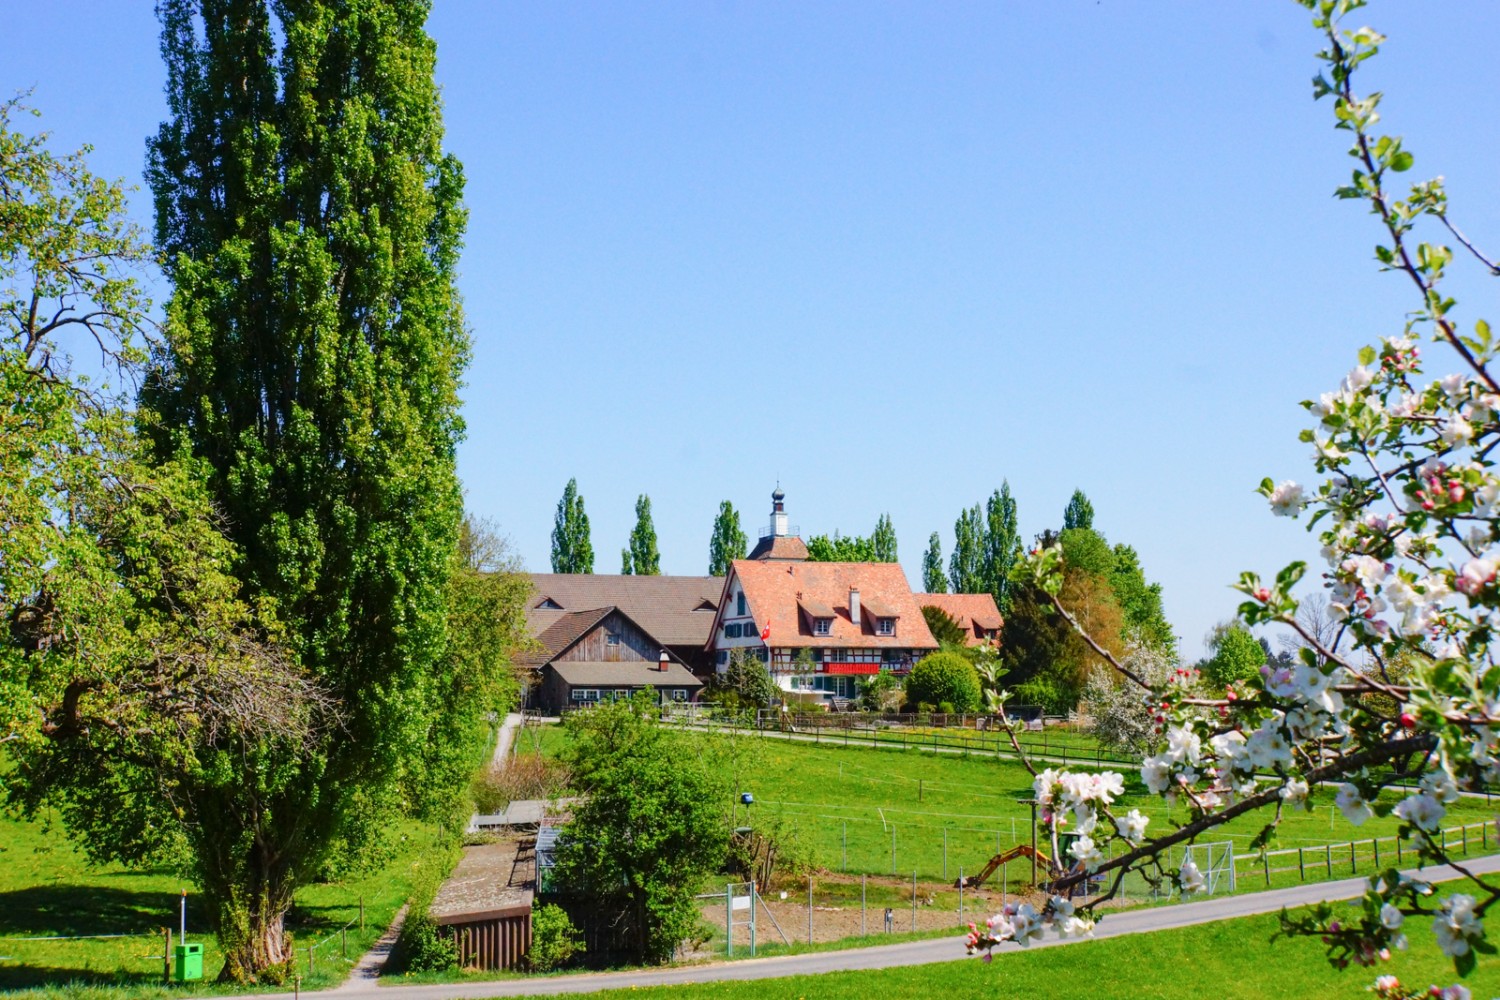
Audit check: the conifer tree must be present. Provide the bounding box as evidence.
[1063,488,1096,531]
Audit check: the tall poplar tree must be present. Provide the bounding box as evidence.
[140,0,474,980]
[708,500,746,576]
[551,478,594,573]
[982,482,1021,614]
[1063,488,1095,531]
[627,493,661,575]
[922,532,947,593]
[948,503,986,593]
[871,513,898,563]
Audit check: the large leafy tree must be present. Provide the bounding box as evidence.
[922,532,947,593]
[806,531,874,562]
[551,478,593,573]
[982,483,1022,613]
[1109,543,1177,655]
[622,494,660,576]
[555,699,730,964]
[707,500,746,576]
[137,1,482,979]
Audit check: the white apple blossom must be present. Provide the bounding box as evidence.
[1165,725,1202,765]
[1279,776,1310,807]
[1140,755,1171,795]
[1392,792,1445,833]
[1178,858,1207,895]
[1115,808,1149,846]
[1440,415,1474,445]
[1379,903,1404,931]
[1334,783,1373,825]
[1069,835,1103,871]
[1269,480,1306,516]
[1433,894,1481,958]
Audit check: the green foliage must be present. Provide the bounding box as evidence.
[624,494,661,576]
[1201,625,1266,687]
[389,834,464,975]
[127,1,480,979]
[551,479,594,573]
[871,513,898,562]
[527,904,583,972]
[1063,488,1095,531]
[708,500,747,576]
[1109,543,1177,655]
[921,605,968,647]
[806,531,874,562]
[983,483,1022,613]
[921,532,947,593]
[948,504,985,593]
[555,700,730,964]
[903,652,981,713]
[856,671,904,712]
[1058,527,1115,578]
[705,650,777,714]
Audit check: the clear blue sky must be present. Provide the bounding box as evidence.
[10,2,1500,656]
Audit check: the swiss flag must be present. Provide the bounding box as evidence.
[760,620,771,642]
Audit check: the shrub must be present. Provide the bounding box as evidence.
[904,652,981,713]
[472,755,571,814]
[527,904,583,972]
[937,700,956,715]
[397,914,457,972]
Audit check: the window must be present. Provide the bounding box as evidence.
[571,688,600,702]
[725,623,742,639]
[537,597,562,610]
[670,689,687,701]
[737,592,747,616]
[813,618,831,636]
[613,688,631,700]
[877,618,895,636]
[717,650,729,665]
[606,632,621,646]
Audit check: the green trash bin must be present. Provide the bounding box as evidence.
[174,943,203,982]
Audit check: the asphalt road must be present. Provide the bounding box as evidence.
[220,854,1499,1000]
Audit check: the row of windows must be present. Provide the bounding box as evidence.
[810,617,896,636]
[571,688,688,702]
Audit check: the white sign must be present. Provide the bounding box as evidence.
[731,896,751,911]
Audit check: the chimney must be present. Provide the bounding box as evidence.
[658,650,670,672]
[849,587,861,626]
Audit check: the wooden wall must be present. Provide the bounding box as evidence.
[440,908,532,970]
[555,611,658,663]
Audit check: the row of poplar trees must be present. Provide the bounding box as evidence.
[3,1,525,983]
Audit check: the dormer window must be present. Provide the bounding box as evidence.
[537,597,562,610]
[877,618,896,636]
[813,618,832,636]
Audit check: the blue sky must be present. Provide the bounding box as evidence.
[10,2,1500,656]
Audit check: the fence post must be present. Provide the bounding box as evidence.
[1325,844,1332,878]
[359,895,365,930]
[164,928,172,983]
[911,871,917,932]
[726,883,733,957]
[1349,841,1356,874]
[1462,824,1468,854]
[943,828,948,881]
[891,825,897,874]
[1298,847,1305,882]
[842,822,848,872]
[1263,853,1270,887]
[1397,836,1403,864]
[1373,838,1380,869]
[341,928,347,958]
[919,779,923,803]
[959,867,965,924]
[308,945,314,977]
[862,875,867,937]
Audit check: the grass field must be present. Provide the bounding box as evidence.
[538,911,1499,1000]
[0,810,441,996]
[521,722,1499,893]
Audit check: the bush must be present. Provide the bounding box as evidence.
[397,914,458,972]
[472,755,571,814]
[527,904,583,972]
[937,700,956,715]
[389,836,463,973]
[904,652,981,713]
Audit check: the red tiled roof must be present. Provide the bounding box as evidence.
[730,560,938,650]
[917,593,1004,646]
[746,535,809,561]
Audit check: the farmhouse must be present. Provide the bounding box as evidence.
[916,592,1004,647]
[521,575,720,711]
[709,506,940,701]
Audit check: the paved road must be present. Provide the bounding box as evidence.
[218,854,1500,1000]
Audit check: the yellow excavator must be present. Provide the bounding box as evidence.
[955,844,1053,889]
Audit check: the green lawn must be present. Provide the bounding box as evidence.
[537,911,1497,1000]
[523,723,1499,892]
[0,811,442,996]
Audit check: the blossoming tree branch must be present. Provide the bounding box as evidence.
[965,3,1497,995]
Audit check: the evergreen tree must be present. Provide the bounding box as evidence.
[1063,488,1095,531]
[708,501,747,576]
[922,532,947,593]
[948,503,986,593]
[627,493,661,575]
[871,513,898,562]
[550,478,594,573]
[982,483,1021,614]
[139,1,486,979]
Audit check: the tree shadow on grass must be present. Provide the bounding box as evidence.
[0,884,182,938]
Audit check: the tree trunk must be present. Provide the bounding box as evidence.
[209,854,297,983]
